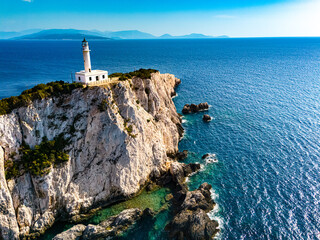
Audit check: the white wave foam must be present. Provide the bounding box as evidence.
[204,153,218,164]
[182,119,187,123]
[207,188,224,239]
[199,163,205,171]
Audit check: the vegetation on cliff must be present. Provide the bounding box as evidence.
[109,68,158,81]
[5,134,69,179]
[0,81,83,115]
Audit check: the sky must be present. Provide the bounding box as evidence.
[0,0,320,37]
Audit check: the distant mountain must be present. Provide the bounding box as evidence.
[13,29,154,40]
[0,29,42,39]
[159,34,174,39]
[3,28,230,40]
[14,29,110,40]
[105,30,156,39]
[178,33,213,39]
[215,35,230,38]
[159,33,229,39]
[19,34,110,40]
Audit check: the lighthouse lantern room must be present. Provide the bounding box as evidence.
[75,38,109,85]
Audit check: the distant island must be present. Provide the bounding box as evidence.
[0,28,229,40]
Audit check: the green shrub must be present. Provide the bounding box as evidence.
[109,69,158,81]
[5,134,70,179]
[4,159,20,180]
[98,99,108,112]
[0,81,83,116]
[126,125,133,133]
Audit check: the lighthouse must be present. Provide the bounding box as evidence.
[82,38,92,72]
[75,38,109,85]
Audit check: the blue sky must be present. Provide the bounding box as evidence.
[1,0,319,37]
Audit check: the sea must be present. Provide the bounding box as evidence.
[0,38,320,239]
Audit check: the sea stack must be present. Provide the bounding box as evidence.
[182,102,209,114]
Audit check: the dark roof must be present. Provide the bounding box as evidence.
[82,38,87,42]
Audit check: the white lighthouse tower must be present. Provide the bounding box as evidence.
[82,38,92,72]
[75,38,109,85]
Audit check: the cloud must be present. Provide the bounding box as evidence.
[22,0,32,2]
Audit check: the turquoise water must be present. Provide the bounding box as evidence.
[40,187,172,240]
[1,38,320,239]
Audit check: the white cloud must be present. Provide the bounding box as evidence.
[22,0,32,2]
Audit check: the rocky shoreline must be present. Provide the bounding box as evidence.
[0,71,218,239]
[52,159,219,240]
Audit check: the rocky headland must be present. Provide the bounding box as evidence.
[0,70,218,239]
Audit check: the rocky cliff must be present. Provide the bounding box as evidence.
[0,72,182,239]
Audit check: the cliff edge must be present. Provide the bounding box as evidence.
[0,72,182,239]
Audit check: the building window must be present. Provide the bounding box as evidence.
[102,75,105,79]
[89,77,92,81]
[96,76,99,81]
[89,69,91,72]
[78,77,81,80]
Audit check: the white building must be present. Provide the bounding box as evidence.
[75,38,109,84]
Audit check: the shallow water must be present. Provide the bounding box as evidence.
[1,38,320,239]
[40,187,172,240]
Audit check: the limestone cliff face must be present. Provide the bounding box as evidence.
[0,72,182,239]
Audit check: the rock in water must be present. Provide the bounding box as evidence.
[203,114,212,122]
[202,153,210,159]
[182,102,209,114]
[0,72,183,238]
[176,150,188,160]
[167,183,219,240]
[53,224,86,240]
[82,208,143,239]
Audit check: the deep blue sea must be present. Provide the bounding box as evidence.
[1,38,320,239]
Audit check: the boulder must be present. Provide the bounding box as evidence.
[181,183,214,212]
[202,114,212,122]
[198,102,209,110]
[202,154,209,159]
[183,163,201,176]
[170,162,185,184]
[53,224,86,240]
[167,183,219,240]
[63,208,144,240]
[168,208,219,240]
[182,102,209,114]
[182,104,191,114]
[176,150,188,160]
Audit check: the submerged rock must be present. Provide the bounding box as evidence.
[182,102,209,114]
[57,208,144,240]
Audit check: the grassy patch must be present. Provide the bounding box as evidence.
[123,118,137,138]
[0,81,83,115]
[109,69,158,81]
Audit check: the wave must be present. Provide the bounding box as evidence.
[204,153,218,164]
[207,188,224,239]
